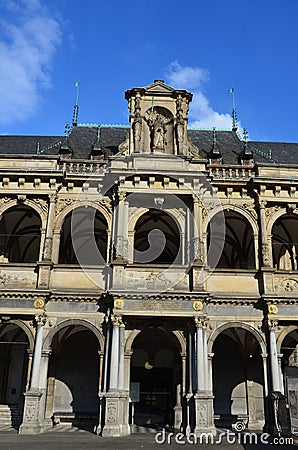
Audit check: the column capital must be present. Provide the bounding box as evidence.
[267,319,279,332]
[48,193,58,204]
[34,312,47,327]
[259,200,267,209]
[118,191,126,202]
[111,314,123,327]
[194,315,209,329]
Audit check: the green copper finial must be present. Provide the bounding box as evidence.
[229,88,238,132]
[213,126,217,146]
[72,81,80,126]
[65,122,70,137]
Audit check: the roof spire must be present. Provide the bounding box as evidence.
[229,88,238,132]
[72,81,80,127]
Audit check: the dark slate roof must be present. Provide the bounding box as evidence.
[248,141,298,165]
[0,125,297,165]
[0,135,64,155]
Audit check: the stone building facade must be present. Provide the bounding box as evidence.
[0,80,297,436]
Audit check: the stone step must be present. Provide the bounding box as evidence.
[0,404,22,426]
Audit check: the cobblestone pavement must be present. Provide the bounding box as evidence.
[0,427,296,450]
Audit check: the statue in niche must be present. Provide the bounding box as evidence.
[176,117,184,154]
[145,110,169,152]
[133,117,142,152]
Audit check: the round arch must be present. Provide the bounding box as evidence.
[128,207,184,235]
[0,199,46,230]
[277,325,298,353]
[203,204,258,236]
[266,208,288,235]
[125,326,186,354]
[208,321,266,354]
[42,318,104,352]
[54,201,112,233]
[9,320,34,350]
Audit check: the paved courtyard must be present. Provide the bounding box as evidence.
[0,428,296,450]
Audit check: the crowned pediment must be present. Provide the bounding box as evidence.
[144,80,175,94]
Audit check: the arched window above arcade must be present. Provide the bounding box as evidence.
[207,210,256,269]
[133,209,181,265]
[272,214,298,270]
[58,207,108,265]
[0,205,41,263]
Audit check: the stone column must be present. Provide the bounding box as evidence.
[37,195,56,289]
[186,328,193,435]
[118,322,125,390]
[114,192,128,262]
[43,194,56,261]
[109,316,120,390]
[268,320,281,392]
[277,353,284,394]
[192,194,204,265]
[194,316,216,436]
[259,200,270,267]
[262,353,269,397]
[19,313,47,434]
[102,315,129,437]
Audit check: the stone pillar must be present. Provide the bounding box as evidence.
[194,316,216,436]
[262,353,269,397]
[43,194,56,261]
[109,316,120,390]
[259,200,270,267]
[192,194,204,265]
[102,315,129,437]
[114,192,128,262]
[186,328,193,435]
[19,313,47,434]
[118,322,125,390]
[37,195,56,289]
[268,320,281,392]
[277,353,284,394]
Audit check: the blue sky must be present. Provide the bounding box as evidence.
[0,0,297,142]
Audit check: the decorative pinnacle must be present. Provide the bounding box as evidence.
[65,122,71,138]
[211,127,221,155]
[72,81,80,126]
[229,88,238,132]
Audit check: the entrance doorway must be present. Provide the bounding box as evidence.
[130,327,181,429]
[0,323,29,429]
[212,327,265,430]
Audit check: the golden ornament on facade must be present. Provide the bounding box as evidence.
[268,304,278,315]
[192,300,203,311]
[34,298,45,309]
[114,298,124,310]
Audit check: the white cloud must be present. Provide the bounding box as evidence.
[0,0,62,125]
[165,61,234,130]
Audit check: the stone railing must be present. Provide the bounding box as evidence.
[59,160,105,174]
[208,165,253,180]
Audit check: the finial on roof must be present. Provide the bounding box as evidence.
[65,122,71,138]
[72,81,80,127]
[229,88,238,132]
[36,142,40,155]
[239,127,253,165]
[211,127,220,155]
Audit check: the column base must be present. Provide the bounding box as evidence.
[194,391,216,436]
[101,391,130,437]
[19,389,44,434]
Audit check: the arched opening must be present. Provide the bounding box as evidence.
[45,326,100,430]
[272,215,298,270]
[0,323,29,429]
[212,327,265,429]
[58,207,108,265]
[0,205,41,263]
[130,327,181,429]
[280,328,298,430]
[207,210,255,269]
[133,210,181,264]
